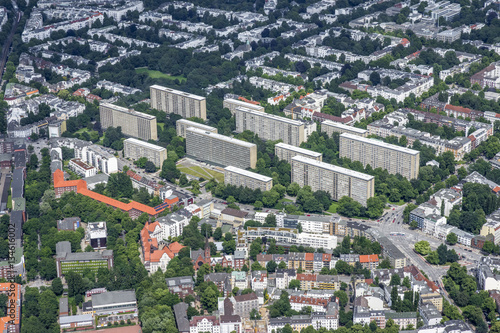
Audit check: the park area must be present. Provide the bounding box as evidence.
[135,67,186,82]
[177,160,224,183]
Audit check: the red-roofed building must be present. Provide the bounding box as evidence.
[400,38,410,47]
[444,104,483,120]
[289,296,329,312]
[297,273,317,290]
[0,283,20,333]
[359,254,379,270]
[86,94,102,103]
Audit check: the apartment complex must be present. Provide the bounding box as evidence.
[186,127,257,169]
[123,138,167,167]
[99,102,158,141]
[176,119,217,138]
[234,107,308,146]
[224,166,273,191]
[339,133,420,180]
[275,142,322,163]
[223,98,265,114]
[291,156,375,206]
[150,85,207,120]
[322,120,368,137]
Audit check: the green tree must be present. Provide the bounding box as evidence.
[51,277,63,296]
[266,260,277,273]
[414,241,431,255]
[334,290,348,307]
[288,279,300,290]
[446,232,458,245]
[201,285,218,312]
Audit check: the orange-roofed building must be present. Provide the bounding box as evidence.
[289,296,329,312]
[296,273,317,290]
[359,254,379,270]
[0,283,20,333]
[168,242,185,255]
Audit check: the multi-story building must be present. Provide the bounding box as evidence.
[224,166,273,191]
[176,119,217,138]
[92,290,137,315]
[189,316,220,333]
[55,241,113,277]
[246,227,337,249]
[99,103,158,141]
[68,158,97,178]
[274,142,322,163]
[339,133,420,180]
[150,85,207,120]
[321,120,368,137]
[234,107,312,146]
[123,138,167,167]
[378,237,407,268]
[75,144,118,174]
[232,293,259,318]
[223,98,265,114]
[291,156,375,206]
[86,222,107,249]
[186,127,257,169]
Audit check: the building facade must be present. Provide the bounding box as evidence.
[339,133,420,179]
[275,142,322,163]
[123,138,167,167]
[150,85,207,120]
[223,98,265,114]
[176,119,217,138]
[224,166,273,191]
[321,120,368,137]
[186,127,257,169]
[291,156,375,206]
[99,102,158,141]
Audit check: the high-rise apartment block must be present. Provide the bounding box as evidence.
[291,156,375,206]
[99,103,157,141]
[186,127,257,169]
[176,119,217,138]
[224,166,273,191]
[234,107,308,146]
[339,133,420,180]
[275,142,322,163]
[123,138,167,167]
[223,98,265,114]
[150,85,207,120]
[322,121,368,137]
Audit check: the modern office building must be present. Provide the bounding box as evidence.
[234,107,308,146]
[123,138,167,167]
[322,121,368,137]
[86,222,107,249]
[291,156,375,206]
[339,133,420,180]
[150,85,207,120]
[275,142,322,163]
[55,241,113,277]
[224,166,273,191]
[223,98,264,114]
[99,103,158,141]
[176,119,217,138]
[186,127,257,169]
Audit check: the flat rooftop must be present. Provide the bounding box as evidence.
[292,156,374,181]
[186,127,256,148]
[340,132,420,155]
[150,84,206,101]
[224,98,264,110]
[100,102,156,120]
[275,142,322,157]
[322,120,368,134]
[224,165,273,182]
[177,119,217,131]
[124,138,166,152]
[235,106,304,126]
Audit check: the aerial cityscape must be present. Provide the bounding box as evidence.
[0,0,500,332]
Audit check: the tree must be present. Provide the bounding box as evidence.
[201,286,218,312]
[288,279,300,290]
[390,274,401,286]
[266,260,277,273]
[106,172,133,198]
[370,71,381,86]
[414,241,431,255]
[144,161,156,173]
[250,308,261,320]
[51,277,63,296]
[334,290,348,307]
[278,261,287,269]
[213,227,222,241]
[446,232,458,245]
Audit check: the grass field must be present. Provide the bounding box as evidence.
[178,165,224,182]
[328,202,339,213]
[135,68,186,82]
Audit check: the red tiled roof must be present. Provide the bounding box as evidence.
[169,241,185,254]
[289,296,328,307]
[359,254,379,263]
[493,186,500,193]
[305,253,314,261]
[297,274,316,282]
[445,104,471,114]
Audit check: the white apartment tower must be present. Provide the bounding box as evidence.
[274,142,322,163]
[99,103,157,141]
[123,138,167,167]
[150,85,207,120]
[224,166,273,191]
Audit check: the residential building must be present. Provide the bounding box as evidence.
[150,85,207,120]
[189,316,220,333]
[224,166,273,191]
[57,217,80,231]
[176,119,217,138]
[477,256,500,291]
[232,293,259,318]
[174,303,190,333]
[419,303,442,326]
[123,138,167,168]
[359,255,379,270]
[274,142,322,163]
[290,296,329,312]
[223,98,264,114]
[378,237,407,268]
[99,103,158,141]
[75,144,118,175]
[246,227,337,249]
[340,133,420,179]
[0,283,20,333]
[291,156,375,206]
[322,121,368,137]
[430,188,462,216]
[234,107,312,146]
[55,241,113,277]
[68,158,97,178]
[92,290,137,315]
[186,127,257,169]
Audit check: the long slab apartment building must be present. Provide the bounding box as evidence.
[275,142,322,163]
[224,166,273,191]
[291,156,375,206]
[223,98,265,114]
[186,127,257,169]
[150,85,207,120]
[123,138,167,167]
[322,120,368,137]
[176,119,217,138]
[339,133,420,180]
[234,107,314,147]
[100,103,158,141]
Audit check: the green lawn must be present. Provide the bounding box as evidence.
[328,202,339,213]
[135,68,186,82]
[157,122,165,130]
[178,165,224,182]
[389,199,405,206]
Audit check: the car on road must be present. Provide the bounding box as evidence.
[392,219,395,223]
